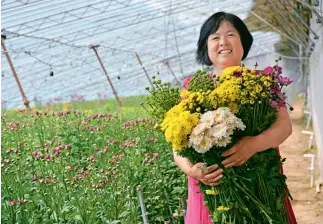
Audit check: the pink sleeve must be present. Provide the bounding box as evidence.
[182,76,192,89]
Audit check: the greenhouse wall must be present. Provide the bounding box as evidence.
[309,12,323,183]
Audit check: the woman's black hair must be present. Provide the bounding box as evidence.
[196,12,253,66]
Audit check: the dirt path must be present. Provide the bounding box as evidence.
[280,97,323,224]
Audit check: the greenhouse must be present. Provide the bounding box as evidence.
[1,0,323,223]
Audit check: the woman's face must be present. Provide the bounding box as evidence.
[207,20,244,68]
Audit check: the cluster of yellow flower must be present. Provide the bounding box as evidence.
[161,102,200,150]
[161,66,276,151]
[207,66,276,113]
[208,77,241,113]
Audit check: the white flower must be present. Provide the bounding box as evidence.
[209,123,228,139]
[193,136,213,153]
[216,136,232,147]
[189,133,204,146]
[200,111,215,127]
[191,123,208,135]
[234,119,246,131]
[213,107,230,123]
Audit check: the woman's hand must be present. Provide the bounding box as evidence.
[221,136,261,168]
[221,107,292,168]
[189,163,224,186]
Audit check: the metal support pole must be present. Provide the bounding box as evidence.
[135,53,154,89]
[295,0,323,22]
[164,60,180,86]
[268,0,307,47]
[171,16,184,76]
[284,0,319,39]
[247,9,303,46]
[89,45,122,106]
[1,35,30,109]
[181,197,187,221]
[136,186,149,224]
[278,0,315,46]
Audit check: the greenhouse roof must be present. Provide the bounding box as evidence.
[1,0,319,108]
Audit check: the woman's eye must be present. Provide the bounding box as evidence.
[228,33,234,37]
[212,36,220,40]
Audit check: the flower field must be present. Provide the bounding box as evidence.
[1,99,187,223]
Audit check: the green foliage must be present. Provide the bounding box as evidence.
[1,106,187,224]
[187,69,215,93]
[143,76,181,123]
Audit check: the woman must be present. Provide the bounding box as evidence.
[173,12,297,223]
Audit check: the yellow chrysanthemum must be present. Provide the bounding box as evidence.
[180,89,190,99]
[216,206,230,212]
[205,189,220,195]
[163,111,200,151]
[254,84,263,93]
[220,66,243,81]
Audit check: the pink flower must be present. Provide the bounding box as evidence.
[6,148,11,153]
[32,176,37,182]
[45,154,53,160]
[275,76,293,86]
[54,151,60,157]
[4,158,9,163]
[153,153,159,158]
[18,199,25,204]
[8,200,16,206]
[269,100,279,109]
[88,155,96,162]
[263,66,273,76]
[64,144,72,150]
[273,65,282,74]
[66,166,72,172]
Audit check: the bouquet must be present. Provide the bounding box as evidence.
[143,59,293,223]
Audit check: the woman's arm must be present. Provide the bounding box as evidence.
[173,151,224,186]
[221,107,292,168]
[255,107,292,151]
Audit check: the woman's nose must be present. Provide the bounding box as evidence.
[219,37,229,46]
